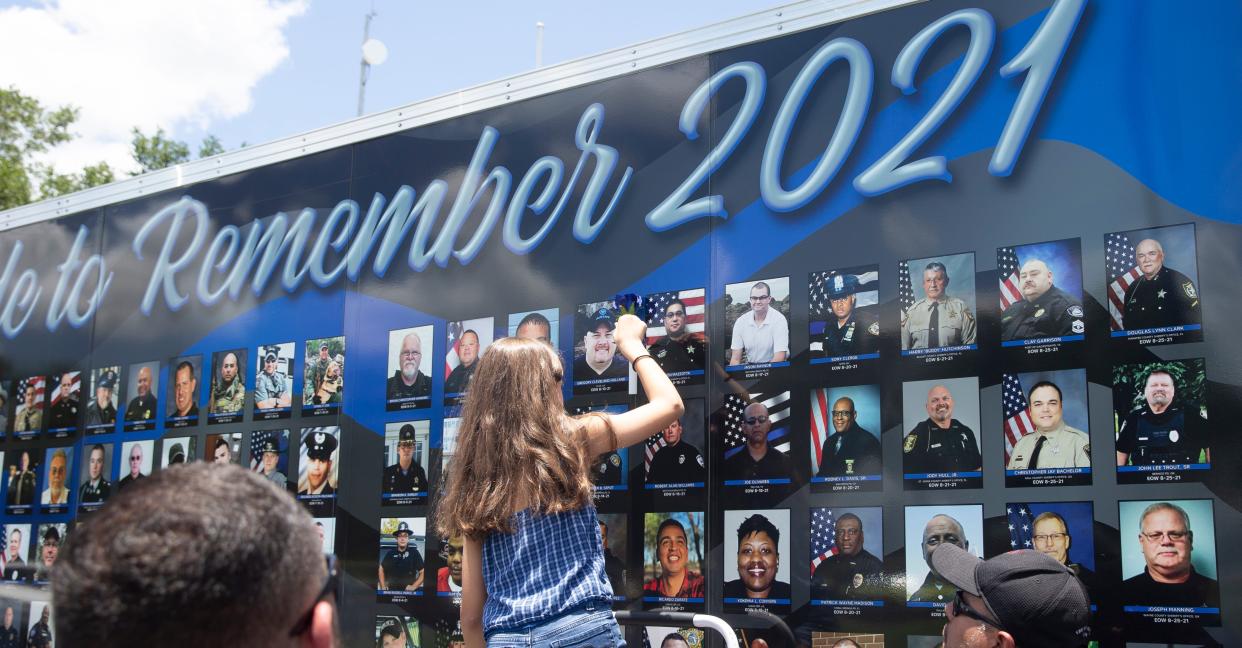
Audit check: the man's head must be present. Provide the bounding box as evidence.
[742,402,771,447]
[220,353,238,384]
[379,622,405,648]
[458,330,480,367]
[263,352,278,376]
[23,383,36,406]
[735,514,780,597]
[396,424,416,468]
[1143,370,1176,414]
[7,528,22,559]
[261,440,280,474]
[41,526,60,566]
[88,444,105,481]
[922,514,967,571]
[128,443,144,478]
[136,366,152,397]
[19,451,30,471]
[213,438,232,464]
[831,641,861,648]
[830,397,856,434]
[304,431,337,491]
[445,534,464,586]
[318,343,330,361]
[1138,502,1194,583]
[515,312,552,344]
[1027,381,1064,432]
[1019,259,1054,302]
[925,385,955,427]
[662,418,683,445]
[58,372,74,397]
[663,299,689,338]
[661,633,690,648]
[393,523,410,551]
[932,543,1090,648]
[835,513,864,558]
[174,361,197,416]
[825,273,861,322]
[399,333,423,381]
[923,262,949,300]
[1032,512,1071,565]
[583,310,617,369]
[1135,238,1165,279]
[53,462,334,648]
[748,282,772,316]
[657,519,689,578]
[49,450,67,491]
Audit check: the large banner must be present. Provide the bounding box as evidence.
[1,0,1240,645]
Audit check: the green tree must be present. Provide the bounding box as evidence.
[130,127,191,175]
[198,134,225,158]
[0,86,77,210]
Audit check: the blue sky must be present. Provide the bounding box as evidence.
[0,0,784,175]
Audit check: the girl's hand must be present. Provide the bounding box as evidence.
[613,314,648,359]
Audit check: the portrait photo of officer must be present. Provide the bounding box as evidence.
[303,336,345,408]
[809,266,879,361]
[207,348,246,420]
[645,399,706,487]
[722,510,790,603]
[572,304,628,386]
[1120,500,1219,608]
[643,512,705,601]
[570,402,629,488]
[12,376,44,435]
[377,517,425,593]
[508,308,558,346]
[1108,224,1202,332]
[383,421,429,499]
[597,513,627,598]
[644,289,707,377]
[298,426,340,496]
[33,523,65,583]
[901,377,982,477]
[122,361,159,426]
[386,326,432,408]
[26,604,50,648]
[811,385,881,481]
[84,366,120,431]
[2,524,30,582]
[77,443,112,507]
[375,616,418,648]
[724,278,790,366]
[1114,360,1209,469]
[0,599,28,646]
[45,371,80,432]
[899,254,977,351]
[253,343,293,413]
[998,239,1085,343]
[118,440,153,490]
[206,433,241,465]
[160,436,195,468]
[1007,503,1100,605]
[5,451,37,508]
[904,505,983,604]
[438,534,466,597]
[249,429,289,490]
[166,355,202,422]
[722,398,796,484]
[1004,369,1091,471]
[444,320,491,396]
[38,448,70,508]
[809,508,884,602]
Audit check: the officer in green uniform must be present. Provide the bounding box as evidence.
[901,262,976,350]
[209,351,245,415]
[903,385,981,473]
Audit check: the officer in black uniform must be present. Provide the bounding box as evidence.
[84,369,118,427]
[26,607,51,648]
[647,417,706,484]
[47,373,80,430]
[810,513,883,600]
[816,397,881,478]
[811,273,879,359]
[383,424,428,495]
[1121,238,1202,330]
[591,451,624,486]
[646,298,706,374]
[79,443,112,504]
[1116,369,1209,466]
[300,430,338,496]
[387,333,431,401]
[573,308,628,382]
[444,330,481,395]
[379,521,424,592]
[1000,259,1085,341]
[0,605,19,648]
[124,364,158,421]
[902,385,981,474]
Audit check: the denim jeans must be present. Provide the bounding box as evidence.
[486,603,625,647]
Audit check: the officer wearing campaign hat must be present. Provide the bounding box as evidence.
[383,423,428,496]
[379,520,424,592]
[573,307,628,381]
[84,369,119,428]
[811,273,880,360]
[298,430,338,496]
[257,436,288,488]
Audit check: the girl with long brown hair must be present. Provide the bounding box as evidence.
[435,313,682,647]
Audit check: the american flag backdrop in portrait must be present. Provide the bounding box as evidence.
[1006,504,1035,550]
[809,507,838,573]
[49,372,80,407]
[722,391,791,460]
[1105,231,1142,330]
[16,377,45,410]
[444,321,463,376]
[997,247,1024,311]
[809,269,879,320]
[644,289,705,343]
[249,429,281,472]
[897,260,916,313]
[809,388,830,470]
[644,431,666,474]
[1002,373,1035,461]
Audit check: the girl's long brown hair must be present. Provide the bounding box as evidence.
[434,336,613,538]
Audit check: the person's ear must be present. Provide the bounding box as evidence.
[305,600,335,648]
[995,630,1017,648]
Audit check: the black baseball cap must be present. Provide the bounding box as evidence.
[931,543,1090,646]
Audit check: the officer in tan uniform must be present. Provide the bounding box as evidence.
[1007,381,1090,470]
[901,262,976,350]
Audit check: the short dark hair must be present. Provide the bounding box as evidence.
[517,312,550,330]
[665,298,687,314]
[657,518,686,539]
[214,437,230,452]
[52,463,324,647]
[175,360,196,379]
[378,622,403,641]
[837,512,862,528]
[736,513,779,547]
[832,640,862,648]
[1028,380,1063,402]
[661,632,690,648]
[89,443,106,458]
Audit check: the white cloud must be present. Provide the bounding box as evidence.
[0,0,307,175]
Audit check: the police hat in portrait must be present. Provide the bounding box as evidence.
[168,443,186,464]
[99,369,118,390]
[394,521,412,538]
[398,424,416,443]
[826,273,862,299]
[261,438,280,455]
[42,526,61,545]
[305,430,338,461]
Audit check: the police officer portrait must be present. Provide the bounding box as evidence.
[899,253,978,356]
[45,371,80,436]
[643,398,706,491]
[596,513,628,601]
[810,384,882,491]
[0,598,28,643]
[1119,499,1220,623]
[249,429,290,491]
[1005,501,1101,609]
[5,450,38,513]
[25,603,51,648]
[121,360,159,431]
[33,522,66,584]
[1106,223,1203,340]
[809,266,880,364]
[377,517,426,601]
[903,504,984,607]
[643,288,707,385]
[642,511,706,607]
[1113,359,1210,484]
[900,377,983,490]
[38,447,71,513]
[723,277,791,376]
[443,318,491,400]
[83,366,120,433]
[572,303,629,395]
[385,326,433,411]
[164,354,202,427]
[809,507,885,609]
[11,376,44,438]
[382,420,430,505]
[719,392,797,491]
[253,342,293,419]
[117,440,154,491]
[2,523,31,582]
[1002,368,1092,488]
[997,238,1086,347]
[298,426,341,505]
[206,348,246,424]
[159,435,195,468]
[374,616,419,648]
[77,442,113,511]
[508,307,558,346]
[571,403,630,494]
[302,336,345,415]
[722,509,791,608]
[206,433,242,465]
